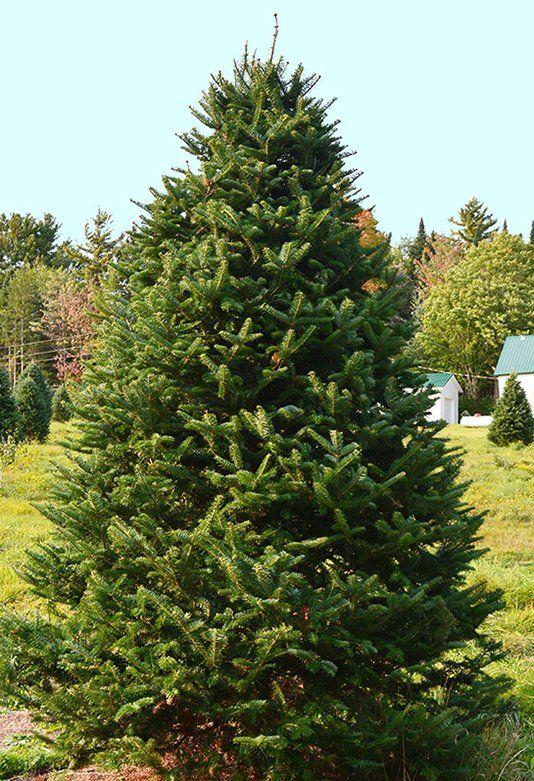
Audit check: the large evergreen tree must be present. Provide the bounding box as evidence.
[0,367,17,439]
[449,197,497,246]
[0,53,504,779]
[488,373,534,446]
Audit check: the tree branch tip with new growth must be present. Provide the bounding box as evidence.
[270,13,279,62]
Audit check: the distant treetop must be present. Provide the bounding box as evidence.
[449,197,497,246]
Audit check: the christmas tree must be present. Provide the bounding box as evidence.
[25,363,52,419]
[14,372,50,442]
[51,384,73,422]
[488,373,534,446]
[0,366,17,439]
[0,51,505,779]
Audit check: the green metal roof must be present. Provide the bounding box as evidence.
[425,372,454,388]
[494,335,534,376]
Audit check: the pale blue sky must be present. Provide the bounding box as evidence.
[1,0,532,243]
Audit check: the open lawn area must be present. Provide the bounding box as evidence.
[0,423,532,702]
[0,422,531,777]
[0,422,73,609]
[442,426,533,718]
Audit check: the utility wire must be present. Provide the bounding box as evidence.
[0,335,61,349]
[420,366,496,380]
[0,345,88,360]
[0,335,92,351]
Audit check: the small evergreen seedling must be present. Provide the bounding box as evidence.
[489,373,534,446]
[51,385,73,422]
[15,374,50,442]
[0,367,17,439]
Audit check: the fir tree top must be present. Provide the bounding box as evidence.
[132,51,374,288]
[449,196,497,246]
[406,217,427,264]
[72,209,121,285]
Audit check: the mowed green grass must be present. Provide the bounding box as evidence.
[0,423,532,716]
[443,425,533,718]
[0,422,73,607]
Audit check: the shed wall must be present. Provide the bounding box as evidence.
[425,378,460,424]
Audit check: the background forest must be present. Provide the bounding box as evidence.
[2,196,533,405]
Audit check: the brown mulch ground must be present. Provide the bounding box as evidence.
[29,770,154,781]
[0,711,265,780]
[0,710,156,781]
[0,710,34,747]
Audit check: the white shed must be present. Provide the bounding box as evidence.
[494,335,534,413]
[425,372,462,424]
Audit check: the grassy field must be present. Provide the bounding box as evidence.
[444,425,533,718]
[0,422,531,775]
[0,422,73,608]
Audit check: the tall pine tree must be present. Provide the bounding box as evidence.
[408,217,427,265]
[450,197,497,246]
[69,209,121,286]
[0,52,505,780]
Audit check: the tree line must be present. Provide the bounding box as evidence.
[2,196,533,405]
[392,197,534,400]
[0,210,124,386]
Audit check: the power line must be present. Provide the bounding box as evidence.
[0,335,59,349]
[0,335,92,352]
[0,344,88,360]
[420,366,496,381]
